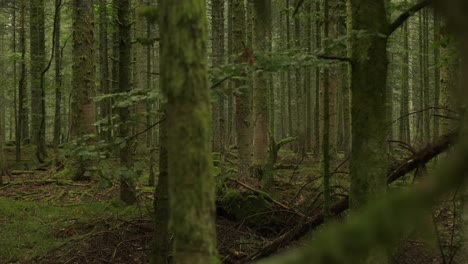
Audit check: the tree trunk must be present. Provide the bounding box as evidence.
[159,0,220,262]
[347,0,389,261]
[233,0,251,177]
[71,0,97,180]
[252,0,271,183]
[433,12,440,141]
[116,0,137,205]
[30,0,47,162]
[152,106,169,263]
[399,15,411,144]
[134,0,148,155]
[98,0,111,142]
[322,0,331,220]
[211,0,225,154]
[53,0,62,148]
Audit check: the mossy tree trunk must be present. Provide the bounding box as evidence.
[152,106,169,264]
[347,0,389,260]
[134,0,148,155]
[322,0,332,220]
[293,0,305,156]
[71,0,97,180]
[53,0,62,148]
[252,0,271,182]
[159,0,220,262]
[399,10,411,144]
[17,0,27,161]
[211,0,225,154]
[439,20,459,135]
[98,0,111,142]
[115,0,137,205]
[30,0,47,162]
[433,13,440,140]
[233,0,251,177]
[313,1,321,156]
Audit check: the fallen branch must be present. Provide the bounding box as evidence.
[227,178,306,218]
[241,131,457,262]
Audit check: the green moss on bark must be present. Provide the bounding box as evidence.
[159,0,220,263]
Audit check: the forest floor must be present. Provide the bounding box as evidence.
[0,145,461,264]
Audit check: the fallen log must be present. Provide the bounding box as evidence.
[242,131,457,262]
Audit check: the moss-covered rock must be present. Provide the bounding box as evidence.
[219,189,273,227]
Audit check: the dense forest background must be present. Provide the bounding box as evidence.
[0,0,467,263]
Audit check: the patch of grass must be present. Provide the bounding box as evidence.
[0,198,142,262]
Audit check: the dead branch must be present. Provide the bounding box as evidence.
[227,178,306,218]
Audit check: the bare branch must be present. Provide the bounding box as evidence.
[388,0,433,35]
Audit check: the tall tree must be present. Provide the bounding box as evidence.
[98,0,111,141]
[71,0,97,180]
[53,0,63,147]
[252,0,271,181]
[433,13,440,140]
[322,0,332,220]
[233,0,251,177]
[134,0,148,154]
[211,0,225,154]
[152,108,169,264]
[399,9,411,144]
[116,0,137,205]
[30,0,47,162]
[439,20,459,135]
[347,0,389,261]
[159,0,219,262]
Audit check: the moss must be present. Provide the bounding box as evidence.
[160,0,219,262]
[219,189,272,227]
[0,198,140,262]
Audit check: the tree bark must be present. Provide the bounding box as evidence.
[71,0,97,180]
[159,0,220,262]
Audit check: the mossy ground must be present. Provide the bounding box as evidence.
[0,145,458,263]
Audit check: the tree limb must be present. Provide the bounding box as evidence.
[317,54,352,63]
[387,0,433,36]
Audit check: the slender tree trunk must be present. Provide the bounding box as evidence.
[294,1,305,156]
[134,0,148,154]
[159,0,220,262]
[212,0,225,154]
[71,0,97,180]
[30,0,47,162]
[313,1,321,155]
[233,0,251,177]
[399,15,411,144]
[18,0,28,145]
[53,0,62,148]
[99,0,111,141]
[286,0,293,138]
[115,0,137,205]
[322,0,331,220]
[12,0,20,162]
[17,0,29,148]
[252,0,271,184]
[423,8,430,143]
[433,13,440,140]
[305,1,313,152]
[226,0,234,146]
[152,106,169,263]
